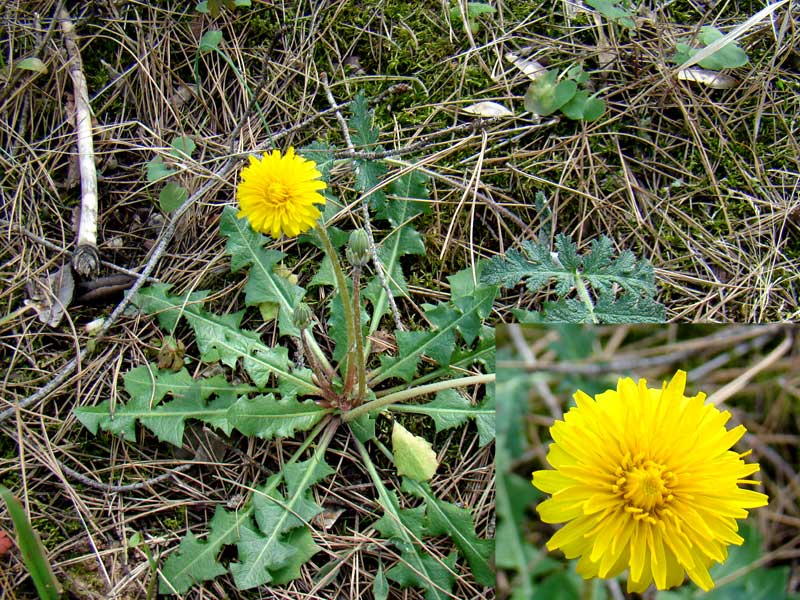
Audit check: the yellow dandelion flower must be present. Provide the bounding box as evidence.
[236,147,326,239]
[532,370,768,594]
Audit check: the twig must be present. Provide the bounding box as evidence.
[320,73,405,331]
[705,332,794,406]
[0,423,195,493]
[57,461,194,493]
[499,324,786,375]
[508,324,562,420]
[0,218,159,282]
[59,7,99,277]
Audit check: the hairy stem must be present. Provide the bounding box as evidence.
[315,224,356,390]
[352,266,367,403]
[573,272,599,324]
[344,373,494,422]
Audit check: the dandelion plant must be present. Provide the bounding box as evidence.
[75,91,495,597]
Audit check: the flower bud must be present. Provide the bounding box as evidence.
[292,302,314,330]
[346,228,370,267]
[157,336,185,372]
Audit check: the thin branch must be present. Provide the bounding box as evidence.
[0,218,159,282]
[57,461,194,493]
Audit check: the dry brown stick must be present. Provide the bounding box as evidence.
[56,461,194,493]
[1,218,158,282]
[59,7,99,277]
[499,324,787,374]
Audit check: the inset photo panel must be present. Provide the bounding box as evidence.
[496,324,797,600]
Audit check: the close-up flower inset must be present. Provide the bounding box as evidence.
[497,324,798,600]
[532,370,768,594]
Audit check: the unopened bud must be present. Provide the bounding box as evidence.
[346,229,370,267]
[292,302,313,330]
[157,336,186,372]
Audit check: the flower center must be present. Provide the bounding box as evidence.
[612,452,677,523]
[266,178,291,207]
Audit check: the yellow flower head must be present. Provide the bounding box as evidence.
[236,147,326,238]
[532,370,768,594]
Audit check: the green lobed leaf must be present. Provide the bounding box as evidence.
[134,284,318,395]
[390,388,495,447]
[146,156,175,182]
[219,206,306,338]
[386,550,458,600]
[227,394,328,440]
[74,365,242,445]
[229,521,296,589]
[402,478,495,587]
[159,182,188,212]
[585,0,636,28]
[253,457,334,534]
[16,57,48,74]
[199,30,223,52]
[365,170,429,326]
[371,486,457,600]
[159,505,244,594]
[267,527,320,585]
[373,490,428,542]
[524,71,577,116]
[349,92,380,148]
[374,563,390,600]
[561,90,606,121]
[169,135,196,158]
[233,455,333,589]
[481,234,664,323]
[298,142,343,222]
[349,92,388,211]
[481,244,561,292]
[673,26,749,71]
[348,410,377,443]
[374,285,497,385]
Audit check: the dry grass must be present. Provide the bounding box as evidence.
[1,0,798,598]
[490,4,800,321]
[1,1,500,598]
[497,323,800,599]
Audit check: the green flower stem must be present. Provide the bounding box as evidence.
[352,436,453,600]
[315,223,357,388]
[303,328,335,379]
[374,344,495,397]
[352,266,367,402]
[573,272,599,324]
[343,373,494,422]
[580,578,594,600]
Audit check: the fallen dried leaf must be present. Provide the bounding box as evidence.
[677,67,738,89]
[505,52,547,81]
[461,101,513,117]
[25,264,75,328]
